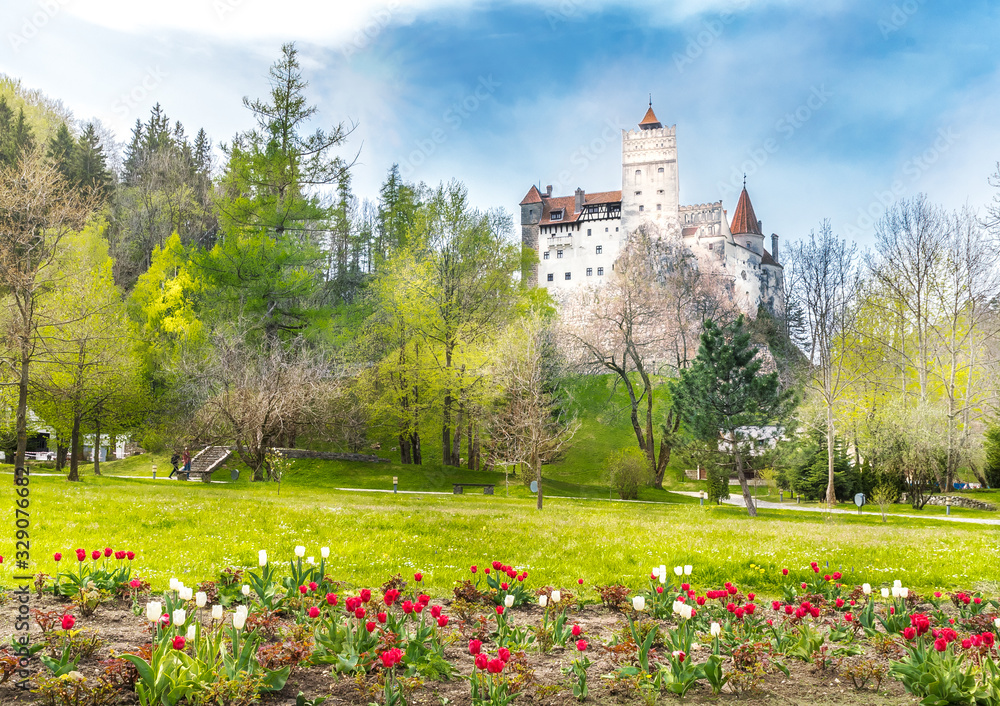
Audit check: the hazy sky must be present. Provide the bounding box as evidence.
[3,0,999,246]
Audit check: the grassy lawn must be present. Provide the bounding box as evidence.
[3,466,997,599]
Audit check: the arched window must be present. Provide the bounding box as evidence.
[635,169,641,178]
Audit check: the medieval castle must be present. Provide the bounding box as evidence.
[519,103,784,316]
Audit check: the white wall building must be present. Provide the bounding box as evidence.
[520,103,784,316]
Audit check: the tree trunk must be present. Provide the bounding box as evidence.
[653,413,679,489]
[93,416,102,476]
[825,403,836,506]
[399,434,412,464]
[56,441,67,471]
[68,414,81,482]
[467,422,474,470]
[410,432,422,465]
[442,401,452,466]
[451,405,463,466]
[14,347,29,472]
[472,429,481,471]
[732,434,757,517]
[534,448,543,510]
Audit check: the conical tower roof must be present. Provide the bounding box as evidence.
[730,187,762,235]
[639,103,662,130]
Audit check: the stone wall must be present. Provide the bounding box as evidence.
[900,494,996,511]
[275,449,389,464]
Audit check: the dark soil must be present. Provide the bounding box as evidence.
[0,593,921,705]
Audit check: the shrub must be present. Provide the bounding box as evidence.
[606,449,650,499]
[985,422,1000,488]
[32,673,118,706]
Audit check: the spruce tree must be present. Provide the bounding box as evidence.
[46,123,76,184]
[73,123,112,196]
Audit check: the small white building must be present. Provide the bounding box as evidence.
[520,103,784,316]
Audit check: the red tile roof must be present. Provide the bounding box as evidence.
[730,187,762,235]
[639,105,662,128]
[761,248,781,267]
[519,185,543,205]
[681,226,698,237]
[539,190,622,225]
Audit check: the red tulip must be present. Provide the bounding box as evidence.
[501,582,509,591]
[308,606,320,618]
[471,565,477,573]
[172,636,185,650]
[126,551,135,561]
[360,588,371,603]
[437,615,449,627]
[962,638,973,649]
[129,579,141,589]
[578,578,584,585]
[495,605,504,615]
[326,593,338,606]
[982,633,995,648]
[475,653,488,670]
[782,568,788,576]
[91,550,101,561]
[54,553,62,562]
[414,572,422,582]
[355,607,366,619]
[469,639,482,655]
[845,613,853,622]
[299,585,308,595]
[378,611,387,624]
[656,586,664,594]
[431,605,442,618]
[61,614,75,631]
[487,658,504,674]
[309,582,318,592]
[835,598,845,608]
[402,601,413,614]
[115,551,126,560]
[366,621,376,632]
[576,639,588,651]
[104,547,113,558]
[499,647,510,662]
[934,638,948,652]
[571,624,582,637]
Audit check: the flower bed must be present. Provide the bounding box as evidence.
[0,549,998,705]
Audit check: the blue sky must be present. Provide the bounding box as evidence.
[2,0,999,246]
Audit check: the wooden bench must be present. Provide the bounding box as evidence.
[453,483,495,495]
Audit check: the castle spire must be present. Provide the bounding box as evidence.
[639,99,662,130]
[730,185,762,235]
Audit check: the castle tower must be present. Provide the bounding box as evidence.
[620,102,679,235]
[729,185,765,255]
[519,184,545,287]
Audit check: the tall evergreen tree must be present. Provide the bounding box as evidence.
[73,122,112,196]
[46,122,76,184]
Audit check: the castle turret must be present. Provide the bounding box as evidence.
[729,186,765,256]
[519,185,544,286]
[621,101,678,235]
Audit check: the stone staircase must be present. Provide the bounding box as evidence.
[183,446,232,482]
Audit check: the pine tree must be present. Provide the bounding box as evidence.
[0,105,35,166]
[46,123,76,184]
[73,123,112,196]
[672,315,796,517]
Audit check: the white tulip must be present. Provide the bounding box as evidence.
[652,567,660,578]
[211,605,223,620]
[893,580,902,589]
[659,565,666,581]
[672,601,683,615]
[891,586,901,598]
[681,604,693,620]
[241,584,250,597]
[169,578,179,591]
[307,556,315,565]
[674,566,683,577]
[710,622,722,637]
[145,601,162,623]
[180,587,193,601]
[881,588,890,598]
[321,547,330,559]
[172,609,186,626]
[504,595,515,608]
[551,590,561,603]
[659,572,667,584]
[994,617,1000,629]
[900,587,909,598]
[862,583,871,595]
[186,624,197,640]
[632,595,646,611]
[294,545,306,558]
[258,550,267,567]
[195,592,207,608]
[539,595,548,608]
[233,609,247,631]
[684,565,693,576]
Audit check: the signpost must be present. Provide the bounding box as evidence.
[854,492,865,515]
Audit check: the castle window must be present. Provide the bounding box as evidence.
[547,273,554,282]
[550,209,563,221]
[656,204,661,211]
[565,272,571,280]
[586,268,593,276]
[708,243,713,250]
[658,167,664,173]
[616,227,619,232]
[597,267,604,276]
[635,191,641,196]
[639,205,644,212]
[587,228,592,236]
[605,227,609,232]
[543,251,549,260]
[596,245,602,254]
[658,189,664,194]
[635,169,641,178]
[557,250,563,259]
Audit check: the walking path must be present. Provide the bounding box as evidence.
[670,491,1000,526]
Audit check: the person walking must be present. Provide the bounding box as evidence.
[169,450,180,478]
[182,447,192,477]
